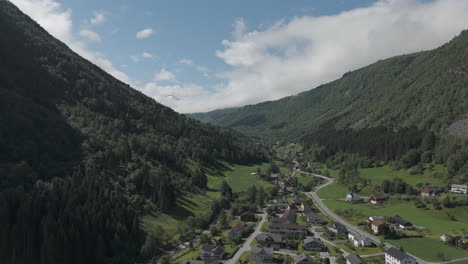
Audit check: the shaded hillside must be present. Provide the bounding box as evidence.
[189,30,468,142]
[0,1,266,263]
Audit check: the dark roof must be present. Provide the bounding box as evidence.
[386,247,409,261]
[269,223,308,230]
[331,222,347,230]
[256,233,283,243]
[388,217,412,226]
[346,253,365,264]
[295,253,318,264]
[181,260,205,264]
[241,210,255,216]
[201,244,224,254]
[303,236,324,245]
[371,193,387,199]
[251,247,273,256]
[421,186,443,193]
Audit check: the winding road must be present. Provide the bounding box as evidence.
[298,169,468,264]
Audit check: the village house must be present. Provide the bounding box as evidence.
[303,212,328,225]
[295,253,319,264]
[240,210,256,222]
[450,184,468,194]
[369,193,388,204]
[348,232,372,247]
[250,247,274,263]
[440,233,467,248]
[420,185,444,197]
[385,247,416,264]
[328,222,348,236]
[199,242,225,261]
[271,209,296,224]
[368,216,385,223]
[302,237,327,252]
[371,220,389,235]
[229,224,244,238]
[346,253,366,264]
[269,223,308,234]
[288,202,299,212]
[346,192,362,202]
[181,260,205,264]
[388,217,414,230]
[256,233,283,249]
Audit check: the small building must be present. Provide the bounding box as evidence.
[288,203,299,212]
[346,253,366,264]
[295,253,319,264]
[328,222,348,236]
[240,210,256,222]
[250,247,273,263]
[256,233,283,249]
[440,234,463,246]
[388,217,413,230]
[271,209,296,225]
[304,212,328,225]
[199,243,225,261]
[368,216,385,223]
[302,237,327,252]
[348,233,372,247]
[371,220,389,235]
[269,223,307,234]
[346,193,362,202]
[385,247,416,264]
[181,260,205,264]
[420,186,444,197]
[369,194,388,204]
[229,224,245,237]
[450,184,468,194]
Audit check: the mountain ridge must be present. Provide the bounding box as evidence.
[189,30,468,142]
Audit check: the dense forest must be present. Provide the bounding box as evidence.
[0,1,267,263]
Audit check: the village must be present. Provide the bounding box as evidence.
[176,155,468,264]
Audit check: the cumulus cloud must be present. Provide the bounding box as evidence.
[79,29,101,43]
[172,0,468,113]
[90,11,105,25]
[136,28,154,39]
[10,0,131,84]
[196,66,209,77]
[154,69,176,82]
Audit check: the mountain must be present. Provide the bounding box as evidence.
[189,30,468,142]
[0,1,266,263]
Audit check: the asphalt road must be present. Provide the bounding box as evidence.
[225,213,267,264]
[299,170,468,264]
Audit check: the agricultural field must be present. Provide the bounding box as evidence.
[358,164,446,186]
[224,162,274,193]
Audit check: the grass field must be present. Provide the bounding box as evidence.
[358,165,446,186]
[224,163,274,193]
[142,162,273,239]
[323,199,468,261]
[317,181,349,199]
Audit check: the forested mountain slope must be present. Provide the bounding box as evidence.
[0,1,266,263]
[190,30,468,142]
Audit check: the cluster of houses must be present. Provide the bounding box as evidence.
[368,215,414,235]
[344,247,416,264]
[440,233,468,250]
[345,192,389,204]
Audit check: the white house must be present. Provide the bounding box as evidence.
[450,184,468,194]
[348,233,372,247]
[346,193,362,202]
[385,247,416,264]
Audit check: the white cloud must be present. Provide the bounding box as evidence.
[196,66,209,77]
[131,52,155,62]
[176,0,468,113]
[154,69,176,82]
[10,0,131,84]
[79,29,101,43]
[90,11,105,25]
[232,17,246,40]
[136,28,154,39]
[179,58,193,65]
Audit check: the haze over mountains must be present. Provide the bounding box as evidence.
[190,30,468,142]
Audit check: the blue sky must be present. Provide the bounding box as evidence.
[10,0,468,113]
